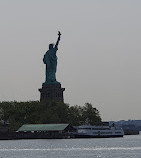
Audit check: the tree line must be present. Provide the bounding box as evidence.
[0,101,102,130]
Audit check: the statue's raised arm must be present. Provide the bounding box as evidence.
[55,31,61,48]
[43,31,61,84]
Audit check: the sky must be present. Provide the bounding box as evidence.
[0,0,141,121]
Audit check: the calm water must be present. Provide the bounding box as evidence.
[0,135,141,158]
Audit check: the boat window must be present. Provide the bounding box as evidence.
[115,132,121,134]
[78,128,91,130]
[93,132,98,134]
[92,128,110,130]
[100,132,112,134]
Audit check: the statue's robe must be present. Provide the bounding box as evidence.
[43,47,58,83]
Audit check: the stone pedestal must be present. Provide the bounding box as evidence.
[39,83,65,102]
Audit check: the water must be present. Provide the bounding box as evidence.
[0,135,141,158]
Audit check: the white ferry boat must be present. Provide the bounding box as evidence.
[75,124,124,138]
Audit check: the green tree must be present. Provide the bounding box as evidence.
[82,103,101,125]
[68,105,83,125]
[0,101,102,130]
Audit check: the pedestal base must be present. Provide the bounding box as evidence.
[39,83,65,102]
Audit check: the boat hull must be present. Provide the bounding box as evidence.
[74,134,124,138]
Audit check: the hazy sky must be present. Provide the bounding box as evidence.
[0,0,141,121]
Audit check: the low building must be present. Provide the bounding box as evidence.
[17,124,75,139]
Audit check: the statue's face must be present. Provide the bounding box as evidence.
[49,44,54,49]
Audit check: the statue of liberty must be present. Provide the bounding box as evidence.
[43,31,61,84]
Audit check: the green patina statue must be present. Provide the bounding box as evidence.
[43,31,61,84]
